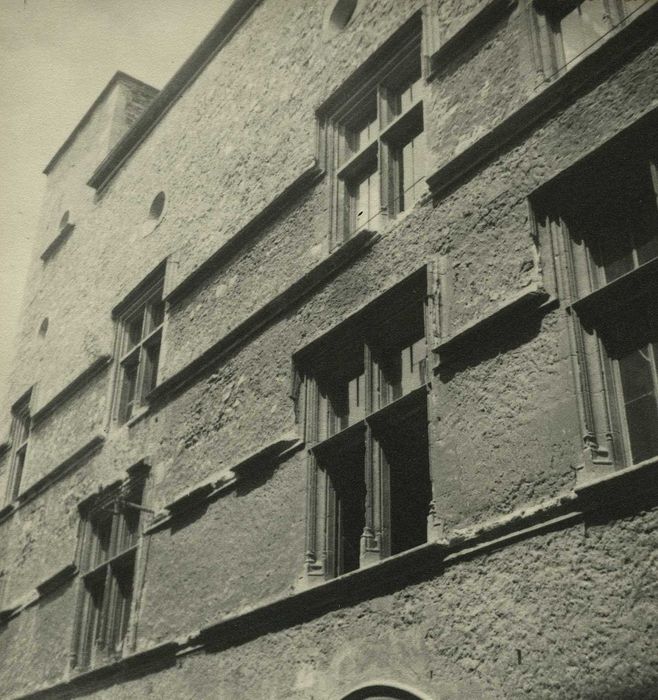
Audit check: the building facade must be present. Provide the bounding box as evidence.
[1,1,657,698]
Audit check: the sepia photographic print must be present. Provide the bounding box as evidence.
[0,1,657,698]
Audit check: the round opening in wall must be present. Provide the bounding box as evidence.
[149,191,166,220]
[59,210,70,230]
[38,317,49,337]
[328,0,358,30]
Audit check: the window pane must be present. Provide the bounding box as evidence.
[141,338,161,397]
[354,169,381,232]
[125,311,145,351]
[80,576,105,667]
[399,133,425,213]
[326,440,366,575]
[344,95,378,160]
[9,446,27,500]
[119,359,139,423]
[147,299,165,334]
[401,337,427,394]
[328,367,364,435]
[560,0,609,65]
[618,344,658,463]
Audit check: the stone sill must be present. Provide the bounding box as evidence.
[149,228,379,404]
[40,223,75,262]
[0,564,77,628]
[425,2,658,200]
[165,162,325,305]
[433,285,554,367]
[14,459,658,698]
[31,355,112,426]
[575,456,658,498]
[426,0,517,79]
[144,436,303,534]
[0,435,105,528]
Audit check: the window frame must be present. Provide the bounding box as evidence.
[532,116,658,476]
[72,462,150,670]
[111,273,166,426]
[318,16,428,249]
[530,0,652,80]
[4,390,32,504]
[295,268,438,582]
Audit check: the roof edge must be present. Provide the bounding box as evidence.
[43,71,159,175]
[87,0,261,192]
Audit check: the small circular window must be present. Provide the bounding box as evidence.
[324,0,359,36]
[149,191,166,220]
[59,210,70,230]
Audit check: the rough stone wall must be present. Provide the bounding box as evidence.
[81,507,658,700]
[0,0,656,697]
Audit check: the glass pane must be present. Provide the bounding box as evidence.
[9,446,26,500]
[401,337,427,394]
[354,169,381,232]
[146,299,165,334]
[110,557,135,653]
[141,339,161,397]
[344,96,378,160]
[328,368,365,435]
[119,359,139,423]
[399,133,425,213]
[92,513,114,567]
[560,0,609,65]
[597,213,635,284]
[618,345,658,463]
[125,310,145,351]
[634,187,658,265]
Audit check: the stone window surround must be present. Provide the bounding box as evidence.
[109,257,178,428]
[70,459,151,672]
[3,388,33,505]
[294,266,441,584]
[531,109,658,483]
[317,12,429,251]
[527,0,655,83]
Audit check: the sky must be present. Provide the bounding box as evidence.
[0,0,231,402]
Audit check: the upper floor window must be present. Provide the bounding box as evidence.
[72,464,148,670]
[319,16,427,247]
[297,270,433,580]
[533,0,650,77]
[533,114,658,470]
[4,391,31,504]
[113,276,164,424]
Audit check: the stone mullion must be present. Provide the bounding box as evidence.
[303,377,325,578]
[361,343,382,565]
[424,259,444,541]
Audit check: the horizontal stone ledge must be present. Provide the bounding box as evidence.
[40,222,76,262]
[166,162,325,305]
[149,228,379,404]
[426,7,658,201]
[16,466,658,698]
[19,641,179,700]
[9,434,106,516]
[145,436,303,533]
[427,0,517,77]
[0,564,78,628]
[433,285,553,367]
[31,355,112,426]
